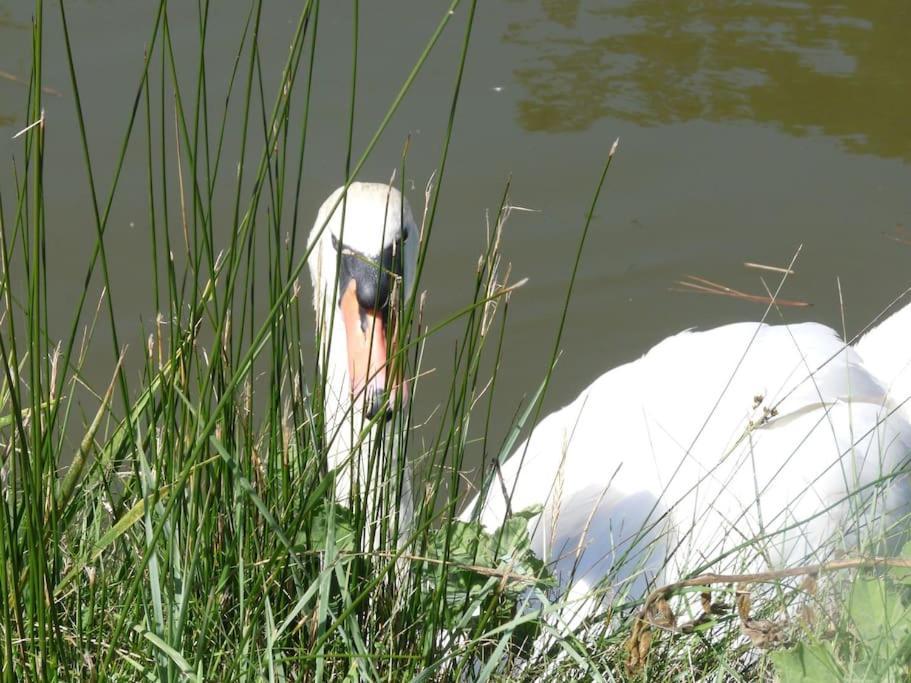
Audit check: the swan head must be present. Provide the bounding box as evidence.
[308,182,418,421]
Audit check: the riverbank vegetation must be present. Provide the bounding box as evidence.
[1,1,909,680]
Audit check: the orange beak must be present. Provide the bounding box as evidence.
[339,280,408,419]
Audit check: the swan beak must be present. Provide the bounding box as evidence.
[340,281,407,420]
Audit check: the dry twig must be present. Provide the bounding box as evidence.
[672,274,811,308]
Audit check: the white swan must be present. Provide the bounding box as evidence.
[307,182,418,541]
[307,182,911,626]
[460,308,911,626]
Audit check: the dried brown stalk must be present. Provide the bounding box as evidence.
[672,275,811,308]
[625,556,911,674]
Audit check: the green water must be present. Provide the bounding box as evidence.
[0,0,909,463]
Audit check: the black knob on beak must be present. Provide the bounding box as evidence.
[363,385,392,422]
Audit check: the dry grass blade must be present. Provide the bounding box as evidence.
[11,109,45,139]
[743,261,795,275]
[672,274,811,308]
[56,351,124,516]
[625,556,911,673]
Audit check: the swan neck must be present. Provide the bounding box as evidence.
[319,303,414,544]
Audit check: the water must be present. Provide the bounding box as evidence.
[1,1,909,472]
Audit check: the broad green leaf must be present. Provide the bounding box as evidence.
[888,542,911,585]
[849,578,899,645]
[771,642,841,682]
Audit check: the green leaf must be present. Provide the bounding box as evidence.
[141,630,198,680]
[849,578,904,643]
[300,502,356,553]
[770,642,841,682]
[511,504,544,521]
[848,576,911,665]
[888,542,911,585]
[491,504,542,556]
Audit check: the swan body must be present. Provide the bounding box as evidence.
[856,299,911,421]
[461,315,911,618]
[306,182,911,629]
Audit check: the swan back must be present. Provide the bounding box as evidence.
[464,320,911,611]
[855,298,911,422]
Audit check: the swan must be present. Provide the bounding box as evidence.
[307,181,911,629]
[460,296,911,626]
[307,181,418,543]
[459,301,911,626]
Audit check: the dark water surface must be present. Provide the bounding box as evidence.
[0,1,909,469]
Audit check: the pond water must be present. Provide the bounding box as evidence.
[0,1,909,472]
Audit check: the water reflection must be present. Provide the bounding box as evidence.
[505,0,911,161]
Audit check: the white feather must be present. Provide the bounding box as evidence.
[462,317,911,618]
[855,296,911,422]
